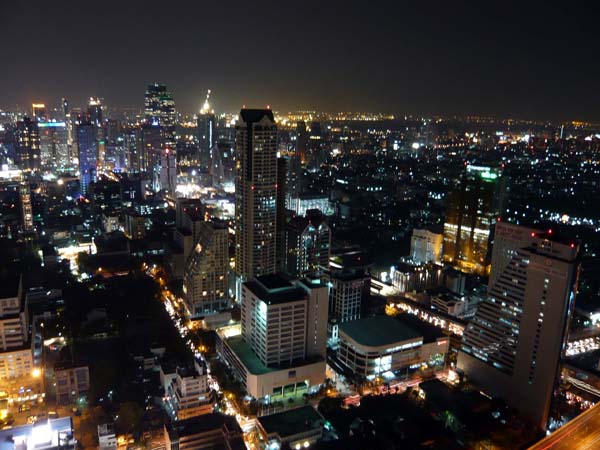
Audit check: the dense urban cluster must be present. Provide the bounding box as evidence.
[1,86,600,450]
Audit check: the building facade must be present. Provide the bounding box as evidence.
[442,165,505,275]
[457,222,580,429]
[285,209,331,277]
[183,221,229,318]
[234,109,278,284]
[410,228,443,264]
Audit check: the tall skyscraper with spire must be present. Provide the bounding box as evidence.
[197,89,216,168]
[234,109,278,289]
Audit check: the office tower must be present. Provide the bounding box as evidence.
[241,274,328,367]
[197,90,216,168]
[295,121,308,164]
[234,109,278,284]
[140,123,162,172]
[144,83,176,141]
[87,97,103,127]
[217,274,328,399]
[39,120,68,169]
[166,198,206,279]
[457,222,580,429]
[15,117,41,172]
[410,228,443,264]
[442,164,506,275]
[183,220,229,318]
[144,83,177,194]
[160,147,177,195]
[285,209,331,277]
[286,153,302,209]
[124,125,142,171]
[87,97,106,171]
[211,143,224,187]
[276,156,288,272]
[32,103,46,122]
[327,250,371,322]
[77,120,98,196]
[19,178,33,231]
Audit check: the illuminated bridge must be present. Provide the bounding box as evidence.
[528,402,600,450]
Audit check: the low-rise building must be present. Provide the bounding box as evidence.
[163,413,245,450]
[98,423,117,450]
[54,362,90,405]
[0,417,76,450]
[164,359,214,421]
[336,315,449,379]
[257,406,325,450]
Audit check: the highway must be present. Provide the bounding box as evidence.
[528,402,600,450]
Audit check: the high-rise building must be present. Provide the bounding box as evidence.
[234,109,278,284]
[217,274,329,399]
[285,209,331,277]
[442,164,506,275]
[77,120,98,196]
[144,83,177,195]
[183,220,229,318]
[19,178,33,232]
[31,103,46,122]
[457,222,581,429]
[295,121,308,164]
[15,117,41,172]
[327,250,371,323]
[144,83,176,142]
[241,274,328,366]
[87,97,104,127]
[197,90,216,168]
[410,228,443,264]
[276,156,288,272]
[39,120,69,169]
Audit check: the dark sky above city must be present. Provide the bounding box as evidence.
[1,0,599,121]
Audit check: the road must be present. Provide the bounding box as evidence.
[528,402,600,450]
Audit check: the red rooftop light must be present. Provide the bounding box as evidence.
[530,232,536,237]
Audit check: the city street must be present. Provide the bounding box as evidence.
[528,402,600,450]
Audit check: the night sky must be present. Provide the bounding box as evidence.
[1,0,599,120]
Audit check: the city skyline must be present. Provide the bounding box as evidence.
[2,1,600,121]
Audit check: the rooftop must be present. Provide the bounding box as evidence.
[166,412,241,439]
[226,335,275,375]
[240,108,275,124]
[245,274,307,305]
[257,405,324,438]
[0,274,20,300]
[339,316,422,348]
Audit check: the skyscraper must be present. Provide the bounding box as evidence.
[15,117,40,172]
[77,120,98,196]
[19,178,33,232]
[144,83,177,195]
[457,222,580,429]
[276,156,288,272]
[183,221,229,318]
[38,121,68,169]
[144,83,176,141]
[442,164,505,275]
[234,109,278,285]
[197,90,216,168]
[31,103,46,122]
[285,209,331,277]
